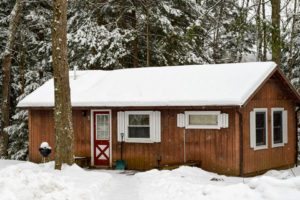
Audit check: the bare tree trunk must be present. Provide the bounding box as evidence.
[256,0,262,61]
[19,32,26,94]
[146,8,150,67]
[131,10,139,68]
[212,0,224,63]
[271,0,281,65]
[237,0,250,62]
[262,0,267,61]
[52,0,74,169]
[0,0,23,158]
[287,0,298,79]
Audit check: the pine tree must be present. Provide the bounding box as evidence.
[0,0,24,158]
[5,0,53,160]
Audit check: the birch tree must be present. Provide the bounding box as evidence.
[0,0,23,158]
[52,0,74,169]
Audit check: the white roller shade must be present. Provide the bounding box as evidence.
[117,111,125,142]
[250,111,255,148]
[283,110,288,144]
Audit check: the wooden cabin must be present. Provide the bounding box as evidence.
[18,62,300,176]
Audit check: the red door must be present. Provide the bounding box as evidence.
[94,111,110,166]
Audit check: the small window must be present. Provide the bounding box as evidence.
[271,108,288,147]
[189,115,218,126]
[185,111,221,129]
[250,108,268,150]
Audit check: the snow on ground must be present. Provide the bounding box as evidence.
[0,160,111,200]
[1,160,300,200]
[136,166,300,200]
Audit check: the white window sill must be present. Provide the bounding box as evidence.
[185,125,221,129]
[272,143,285,148]
[124,138,155,143]
[253,145,268,151]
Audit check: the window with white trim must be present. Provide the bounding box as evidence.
[184,111,228,129]
[117,111,161,143]
[271,108,288,147]
[250,108,268,150]
[128,114,150,139]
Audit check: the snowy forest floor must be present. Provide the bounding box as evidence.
[1,160,300,200]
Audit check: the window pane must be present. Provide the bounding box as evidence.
[256,112,265,128]
[129,115,149,125]
[255,112,266,146]
[256,128,266,146]
[128,127,150,138]
[273,111,283,144]
[189,114,218,126]
[96,115,109,140]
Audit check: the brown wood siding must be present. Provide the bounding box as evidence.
[111,108,240,175]
[29,110,91,162]
[242,77,297,175]
[29,107,240,175]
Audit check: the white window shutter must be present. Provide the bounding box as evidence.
[177,113,185,128]
[117,111,125,142]
[154,111,161,142]
[250,111,255,148]
[221,113,229,128]
[150,112,156,142]
[283,110,288,144]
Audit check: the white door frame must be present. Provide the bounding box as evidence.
[90,109,112,167]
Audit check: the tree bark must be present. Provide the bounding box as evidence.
[146,8,150,67]
[287,0,298,79]
[52,0,74,169]
[19,32,26,94]
[0,0,23,158]
[262,0,267,61]
[131,9,139,68]
[271,0,281,65]
[256,0,262,61]
[212,0,224,63]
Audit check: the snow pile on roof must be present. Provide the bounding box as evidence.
[18,62,277,107]
[0,160,111,200]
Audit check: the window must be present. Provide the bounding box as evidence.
[271,108,288,147]
[250,108,268,150]
[273,111,283,144]
[255,111,267,146]
[185,111,225,129]
[128,114,150,138]
[189,114,218,126]
[96,114,109,140]
[117,111,161,143]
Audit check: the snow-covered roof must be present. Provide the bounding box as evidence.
[18,62,277,108]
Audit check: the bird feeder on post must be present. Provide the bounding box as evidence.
[39,142,52,163]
